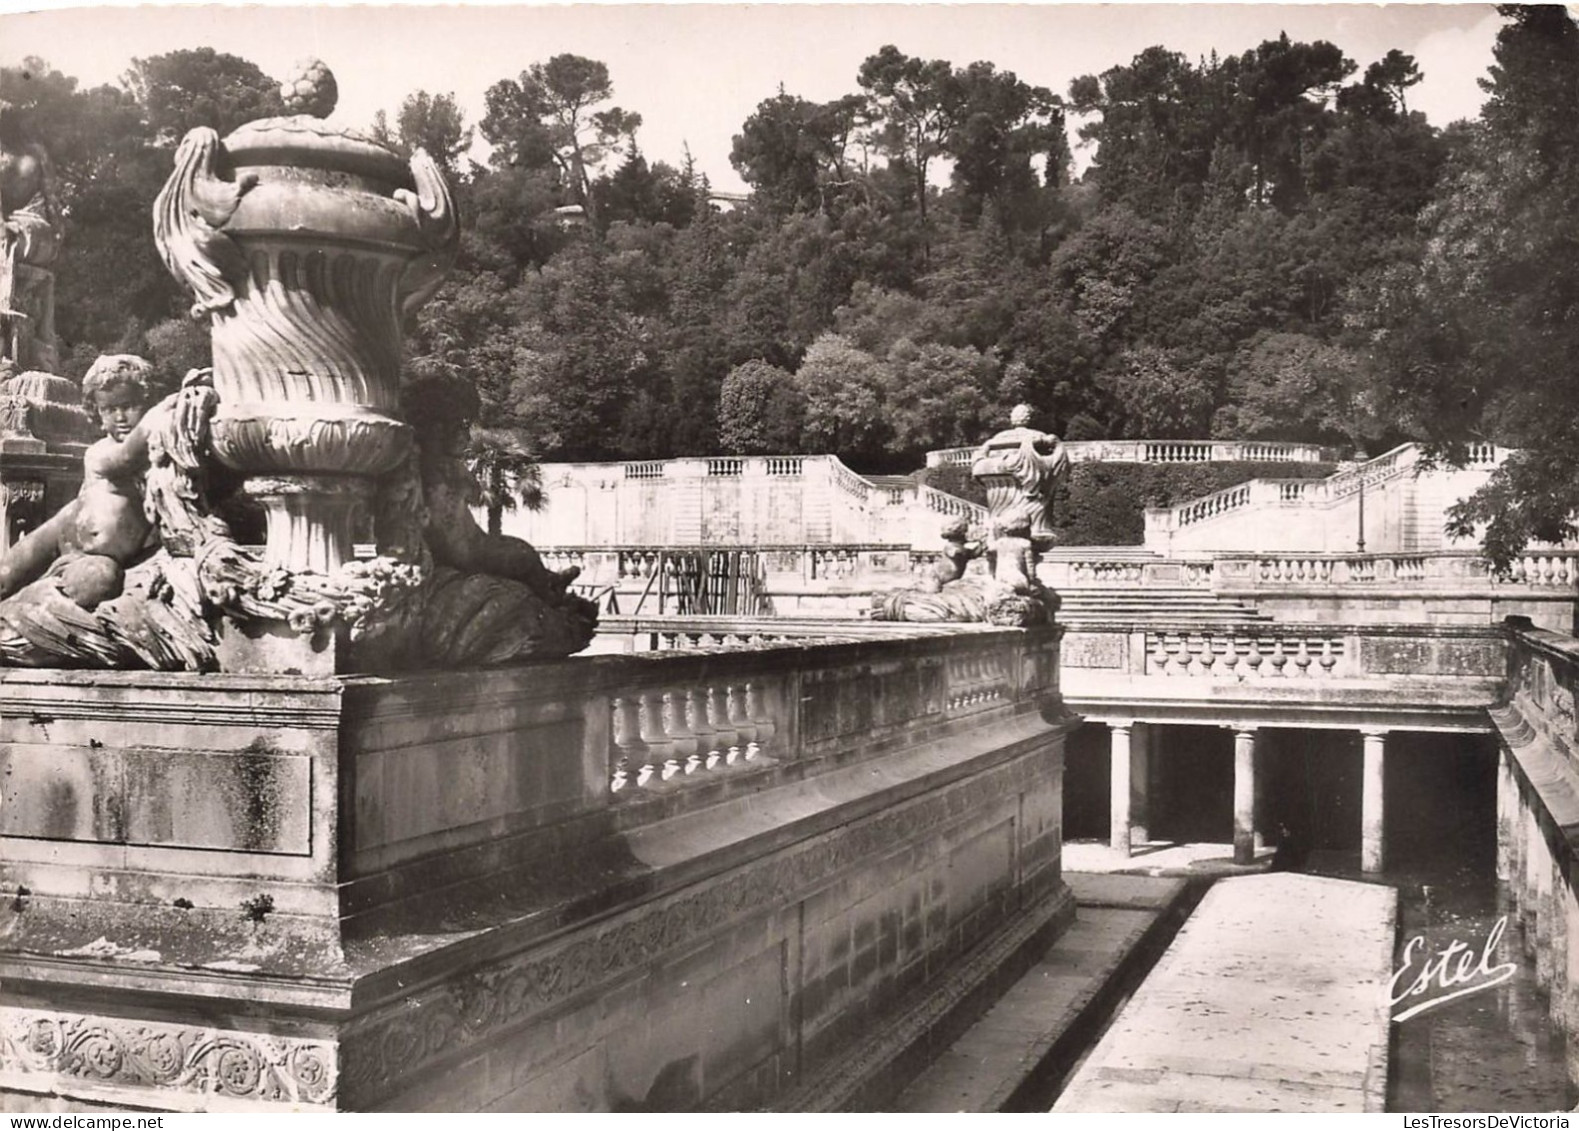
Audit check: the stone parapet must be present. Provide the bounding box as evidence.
[0,625,1074,1111]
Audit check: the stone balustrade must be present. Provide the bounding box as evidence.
[925,438,1340,469]
[518,455,982,549]
[1058,621,1507,731]
[1144,629,1347,678]
[0,623,1072,1112]
[1214,550,1579,590]
[1143,442,1519,554]
[543,544,1578,625]
[609,680,777,793]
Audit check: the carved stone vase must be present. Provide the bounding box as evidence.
[970,406,1068,550]
[153,62,457,575]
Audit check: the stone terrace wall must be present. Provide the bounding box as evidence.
[0,625,1074,1112]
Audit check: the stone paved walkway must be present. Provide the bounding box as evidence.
[892,873,1189,1112]
[1052,873,1396,1113]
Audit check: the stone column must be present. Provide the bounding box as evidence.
[1131,722,1151,848]
[1233,728,1257,865]
[1110,721,1133,856]
[1361,729,1386,874]
[1253,734,1268,851]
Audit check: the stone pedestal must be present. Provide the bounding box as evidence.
[0,627,1075,1112]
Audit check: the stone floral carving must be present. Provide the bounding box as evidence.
[0,61,594,672]
[874,405,1064,626]
[0,1008,337,1106]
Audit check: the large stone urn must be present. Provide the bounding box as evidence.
[153,60,457,574]
[972,403,1069,548]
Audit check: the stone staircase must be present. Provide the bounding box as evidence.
[1053,587,1274,627]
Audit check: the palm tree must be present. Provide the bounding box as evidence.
[466,425,544,536]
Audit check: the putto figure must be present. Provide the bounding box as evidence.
[0,355,159,610]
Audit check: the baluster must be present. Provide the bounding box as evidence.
[1317,637,1338,676]
[1147,634,1170,675]
[637,692,672,787]
[746,680,775,756]
[663,690,697,777]
[706,685,737,768]
[727,684,756,762]
[1244,641,1264,679]
[1200,638,1218,679]
[686,688,714,772]
[1292,638,1313,677]
[1269,638,1288,677]
[610,696,646,792]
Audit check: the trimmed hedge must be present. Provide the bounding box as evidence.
[920,460,1338,546]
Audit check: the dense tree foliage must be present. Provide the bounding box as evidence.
[1362,5,1579,568]
[3,21,1501,505]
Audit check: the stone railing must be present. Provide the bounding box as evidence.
[1038,554,1216,589]
[1147,444,1424,535]
[765,455,805,477]
[609,680,776,792]
[595,625,1057,801]
[0,622,1071,1113]
[1174,482,1253,527]
[1325,443,1415,501]
[1143,629,1348,679]
[1060,621,1506,729]
[828,457,873,504]
[1214,550,1579,591]
[926,438,1339,468]
[525,455,984,549]
[919,483,987,523]
[0,621,1062,931]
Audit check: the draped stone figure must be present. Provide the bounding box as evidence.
[873,405,1066,626]
[0,101,63,372]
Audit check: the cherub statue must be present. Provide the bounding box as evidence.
[370,373,598,666]
[0,355,159,609]
[917,516,984,594]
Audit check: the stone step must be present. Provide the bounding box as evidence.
[1051,874,1395,1114]
[889,874,1198,1113]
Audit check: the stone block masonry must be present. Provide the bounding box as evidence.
[0,625,1075,1112]
[1053,874,1395,1113]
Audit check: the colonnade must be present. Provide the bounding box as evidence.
[1102,720,1391,870]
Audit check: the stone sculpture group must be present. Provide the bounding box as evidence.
[873,404,1068,626]
[0,59,1068,666]
[0,62,596,673]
